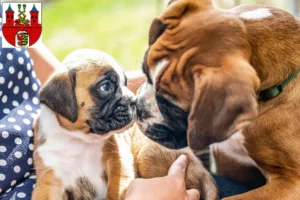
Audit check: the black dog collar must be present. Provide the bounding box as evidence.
[259,68,300,101]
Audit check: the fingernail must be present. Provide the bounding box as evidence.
[186,155,189,161]
[179,155,187,163]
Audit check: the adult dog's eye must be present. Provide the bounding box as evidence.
[99,81,114,92]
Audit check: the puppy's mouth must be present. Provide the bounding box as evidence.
[87,103,135,135]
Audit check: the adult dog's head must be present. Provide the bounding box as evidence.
[40,49,135,139]
[136,0,260,150]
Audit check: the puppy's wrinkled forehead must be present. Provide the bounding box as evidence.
[61,49,126,85]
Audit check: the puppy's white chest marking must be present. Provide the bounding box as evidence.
[37,105,107,199]
[38,141,106,197]
[240,8,272,20]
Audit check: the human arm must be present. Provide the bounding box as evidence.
[27,43,60,85]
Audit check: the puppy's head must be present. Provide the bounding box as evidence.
[40,49,135,138]
[136,0,260,150]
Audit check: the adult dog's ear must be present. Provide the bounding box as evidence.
[160,0,214,27]
[149,0,214,46]
[187,60,260,150]
[39,69,78,123]
[167,0,178,6]
[148,18,167,46]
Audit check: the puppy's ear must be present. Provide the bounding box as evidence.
[187,60,259,150]
[40,69,78,122]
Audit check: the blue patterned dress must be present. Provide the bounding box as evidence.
[0,6,40,199]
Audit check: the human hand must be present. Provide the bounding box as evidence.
[125,155,200,200]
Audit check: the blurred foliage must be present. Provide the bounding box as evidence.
[43,0,157,70]
[43,0,299,70]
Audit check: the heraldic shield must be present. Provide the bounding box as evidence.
[2,3,42,48]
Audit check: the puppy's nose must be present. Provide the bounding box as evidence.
[121,95,136,106]
[130,97,137,107]
[122,95,135,101]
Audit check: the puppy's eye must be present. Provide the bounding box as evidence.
[99,81,114,92]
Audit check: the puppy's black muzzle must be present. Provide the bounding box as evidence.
[88,95,136,135]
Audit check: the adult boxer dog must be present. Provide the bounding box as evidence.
[136,0,300,199]
[32,49,218,200]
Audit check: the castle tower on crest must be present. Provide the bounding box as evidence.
[5,4,14,26]
[2,3,42,47]
[30,4,39,27]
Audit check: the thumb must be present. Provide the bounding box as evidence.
[186,189,200,200]
[168,154,188,177]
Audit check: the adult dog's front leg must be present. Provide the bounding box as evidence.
[223,178,300,200]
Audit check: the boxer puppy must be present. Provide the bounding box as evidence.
[32,49,218,200]
[136,0,300,199]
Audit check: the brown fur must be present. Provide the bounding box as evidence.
[210,133,266,188]
[56,65,111,132]
[102,132,135,200]
[64,177,98,200]
[133,125,217,199]
[145,0,300,199]
[33,121,217,200]
[33,52,217,200]
[32,126,64,200]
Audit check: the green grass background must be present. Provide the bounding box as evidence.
[42,0,298,70]
[43,0,160,70]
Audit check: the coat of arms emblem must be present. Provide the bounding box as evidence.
[2,3,42,48]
